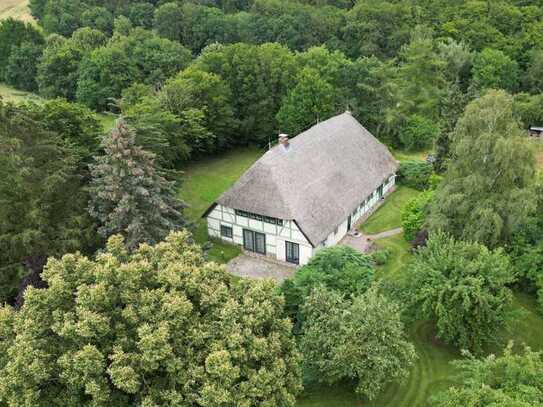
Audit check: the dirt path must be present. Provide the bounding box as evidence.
[341,227,403,253]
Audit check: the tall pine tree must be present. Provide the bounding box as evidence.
[88,119,187,250]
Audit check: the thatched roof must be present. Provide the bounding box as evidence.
[212,112,399,246]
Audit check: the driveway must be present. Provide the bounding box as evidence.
[226,254,296,283]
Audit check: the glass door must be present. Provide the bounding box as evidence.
[243,229,266,255]
[285,241,300,265]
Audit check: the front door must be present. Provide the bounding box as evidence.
[243,229,266,255]
[377,184,384,198]
[285,241,300,265]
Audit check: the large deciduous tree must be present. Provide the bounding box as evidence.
[301,287,416,399]
[276,67,339,135]
[88,119,187,251]
[0,231,303,406]
[472,48,519,92]
[429,90,536,248]
[433,344,543,406]
[405,232,515,352]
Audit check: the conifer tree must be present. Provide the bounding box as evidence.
[88,119,186,250]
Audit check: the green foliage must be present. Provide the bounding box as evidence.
[159,67,236,153]
[88,120,187,251]
[195,42,297,144]
[433,344,543,406]
[401,190,434,241]
[301,287,416,399]
[280,246,374,329]
[472,48,519,92]
[400,115,440,151]
[429,90,536,248]
[81,6,114,34]
[369,248,391,266]
[276,67,339,135]
[4,41,43,92]
[0,101,96,303]
[0,18,44,80]
[397,160,433,190]
[405,232,516,352]
[524,49,543,94]
[153,2,184,42]
[0,231,303,405]
[513,92,543,130]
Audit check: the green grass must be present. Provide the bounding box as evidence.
[180,147,262,263]
[97,113,117,133]
[359,187,420,234]
[297,233,543,406]
[0,83,41,103]
[391,148,430,162]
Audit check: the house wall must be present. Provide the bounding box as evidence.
[207,174,396,266]
[207,205,313,265]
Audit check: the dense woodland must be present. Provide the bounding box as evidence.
[2,0,543,405]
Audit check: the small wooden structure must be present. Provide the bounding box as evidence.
[529,126,543,138]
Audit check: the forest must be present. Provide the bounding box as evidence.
[2,0,543,405]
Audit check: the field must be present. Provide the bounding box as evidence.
[0,0,33,22]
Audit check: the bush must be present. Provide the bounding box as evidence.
[400,115,440,151]
[397,160,433,190]
[370,248,391,265]
[401,190,434,241]
[280,246,375,330]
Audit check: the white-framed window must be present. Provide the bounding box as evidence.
[220,225,233,238]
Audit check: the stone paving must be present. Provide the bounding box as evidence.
[340,227,403,253]
[226,254,296,283]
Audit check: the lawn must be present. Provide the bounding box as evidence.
[359,186,420,234]
[297,232,543,407]
[179,147,262,263]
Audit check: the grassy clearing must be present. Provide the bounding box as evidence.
[391,149,430,162]
[0,83,41,103]
[97,113,117,133]
[179,147,262,263]
[0,0,33,23]
[359,187,420,234]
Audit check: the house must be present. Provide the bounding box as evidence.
[203,112,399,265]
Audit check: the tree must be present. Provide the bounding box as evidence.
[301,287,416,399]
[77,45,138,111]
[342,0,412,59]
[0,101,96,303]
[80,6,114,34]
[513,92,543,130]
[0,18,44,80]
[399,115,440,151]
[195,42,297,144]
[433,344,543,406]
[159,67,236,152]
[4,41,43,92]
[276,67,339,135]
[524,49,543,94]
[26,99,102,164]
[280,246,374,329]
[154,2,184,42]
[41,0,83,36]
[405,232,515,352]
[472,48,519,92]
[88,120,187,251]
[429,90,536,248]
[0,231,303,406]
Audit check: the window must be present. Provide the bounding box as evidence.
[220,225,233,238]
[235,209,283,226]
[243,229,266,255]
[285,241,300,265]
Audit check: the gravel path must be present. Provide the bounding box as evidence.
[226,254,296,283]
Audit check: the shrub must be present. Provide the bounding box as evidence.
[401,190,434,241]
[397,160,433,190]
[370,248,391,265]
[400,115,440,151]
[280,246,375,330]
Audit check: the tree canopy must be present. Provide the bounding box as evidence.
[0,231,303,406]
